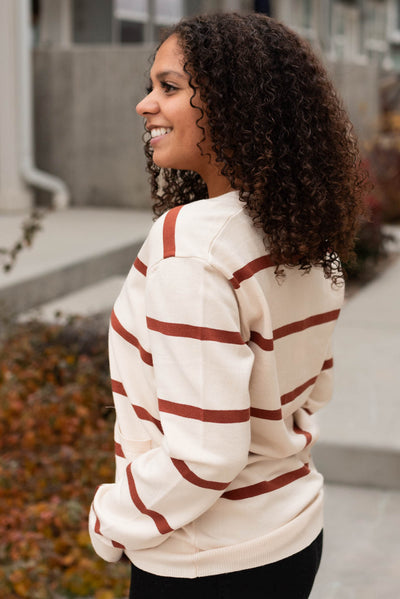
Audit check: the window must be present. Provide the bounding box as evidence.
[302,0,313,30]
[388,0,400,39]
[114,0,183,43]
[277,0,319,46]
[331,1,365,62]
[363,0,388,58]
[387,0,400,70]
[397,0,400,30]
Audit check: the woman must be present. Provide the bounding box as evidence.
[89,13,366,598]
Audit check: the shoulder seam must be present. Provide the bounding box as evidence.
[146,254,228,281]
[208,205,245,261]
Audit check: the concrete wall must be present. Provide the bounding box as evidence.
[34,45,154,208]
[33,46,381,209]
[326,59,381,148]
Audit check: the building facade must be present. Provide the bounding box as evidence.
[33,0,400,71]
[1,0,398,211]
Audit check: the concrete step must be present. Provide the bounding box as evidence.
[19,275,126,324]
[0,207,153,317]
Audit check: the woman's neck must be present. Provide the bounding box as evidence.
[207,180,235,199]
[201,167,235,199]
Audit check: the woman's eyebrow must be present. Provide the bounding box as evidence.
[151,70,187,81]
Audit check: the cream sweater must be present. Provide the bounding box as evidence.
[89,190,343,577]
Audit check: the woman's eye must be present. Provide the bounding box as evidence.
[145,82,177,95]
[161,82,177,93]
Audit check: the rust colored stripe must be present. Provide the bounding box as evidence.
[147,317,245,345]
[133,405,163,433]
[94,511,102,535]
[111,380,163,432]
[111,379,127,396]
[250,364,331,417]
[250,406,282,421]
[115,442,125,458]
[134,256,147,276]
[230,255,275,289]
[158,398,250,423]
[250,313,340,354]
[294,424,312,447]
[278,360,333,408]
[222,464,310,500]
[94,506,125,549]
[274,309,341,340]
[163,206,183,258]
[171,458,230,491]
[111,309,153,366]
[281,375,318,406]
[250,331,274,351]
[126,465,173,535]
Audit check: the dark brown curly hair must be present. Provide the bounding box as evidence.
[144,12,368,281]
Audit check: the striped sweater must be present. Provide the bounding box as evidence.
[89,190,343,577]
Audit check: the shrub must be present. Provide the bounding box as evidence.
[345,158,393,282]
[367,132,400,222]
[0,318,130,598]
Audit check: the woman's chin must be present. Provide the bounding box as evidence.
[151,151,173,170]
[152,157,188,171]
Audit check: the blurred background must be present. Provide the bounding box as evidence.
[1,2,400,599]
[1,0,400,215]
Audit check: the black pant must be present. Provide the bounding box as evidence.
[129,530,323,599]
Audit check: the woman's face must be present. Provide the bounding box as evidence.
[136,35,212,175]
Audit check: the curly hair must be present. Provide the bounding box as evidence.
[143,12,368,282]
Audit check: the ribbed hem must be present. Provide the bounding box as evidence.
[126,490,323,578]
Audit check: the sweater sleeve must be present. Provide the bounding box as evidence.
[89,256,254,559]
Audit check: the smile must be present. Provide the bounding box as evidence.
[150,127,172,138]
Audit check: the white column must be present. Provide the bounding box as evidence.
[0,0,32,212]
[39,0,72,47]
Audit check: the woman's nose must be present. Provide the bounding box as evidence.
[136,92,159,116]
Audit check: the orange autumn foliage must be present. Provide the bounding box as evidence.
[0,318,130,598]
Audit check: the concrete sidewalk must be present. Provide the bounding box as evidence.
[314,250,400,489]
[311,483,400,599]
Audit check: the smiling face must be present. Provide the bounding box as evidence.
[136,35,213,177]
